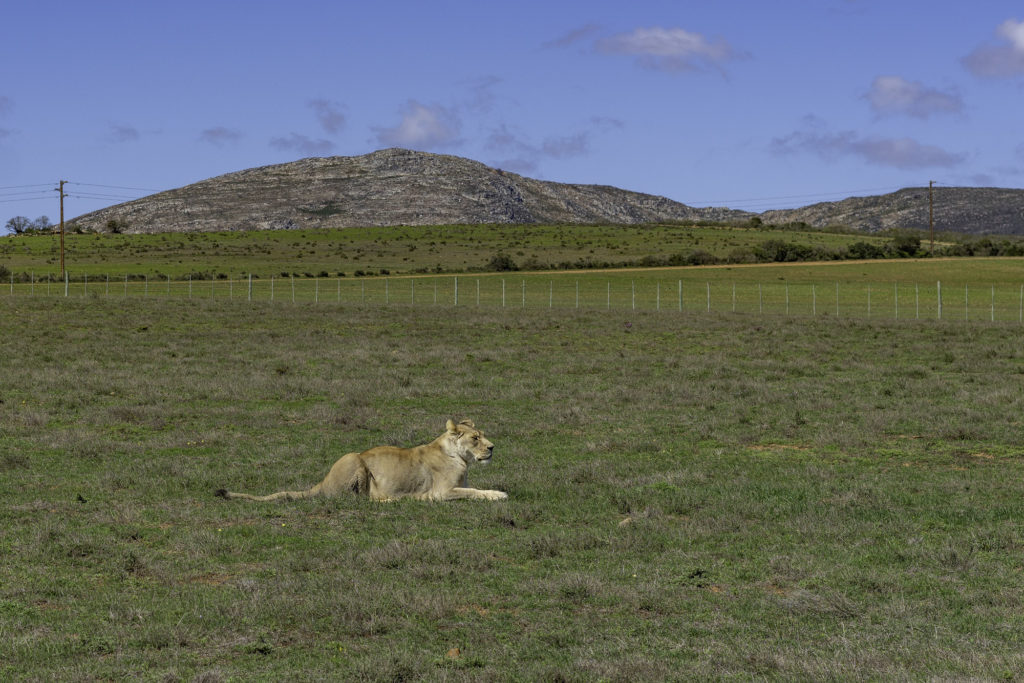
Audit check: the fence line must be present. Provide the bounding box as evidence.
[6,273,1024,324]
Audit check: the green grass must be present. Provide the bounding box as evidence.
[2,296,1024,680]
[6,258,1023,323]
[0,222,899,280]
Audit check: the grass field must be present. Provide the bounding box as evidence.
[0,222,901,280]
[2,294,1024,680]
[6,258,1024,324]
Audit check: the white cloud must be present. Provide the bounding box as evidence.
[772,128,966,169]
[963,18,1024,78]
[865,76,962,119]
[199,127,242,146]
[107,124,140,143]
[269,133,335,156]
[596,26,744,73]
[999,18,1024,50]
[308,99,346,134]
[544,24,602,49]
[541,133,589,159]
[486,124,596,174]
[373,101,461,150]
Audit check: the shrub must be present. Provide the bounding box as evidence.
[486,253,518,272]
[848,241,886,260]
[890,232,922,258]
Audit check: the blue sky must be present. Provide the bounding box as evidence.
[2,0,1023,231]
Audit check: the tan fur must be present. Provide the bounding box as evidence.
[217,419,507,502]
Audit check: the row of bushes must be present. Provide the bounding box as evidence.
[478,235,915,273]
[478,234,1024,273]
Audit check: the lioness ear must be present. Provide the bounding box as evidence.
[446,419,457,433]
[459,419,475,429]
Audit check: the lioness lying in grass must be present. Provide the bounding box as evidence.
[217,419,507,502]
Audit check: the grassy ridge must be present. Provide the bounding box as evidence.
[2,297,1024,679]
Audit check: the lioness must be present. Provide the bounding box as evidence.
[217,419,507,502]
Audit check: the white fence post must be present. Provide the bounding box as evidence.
[937,281,941,319]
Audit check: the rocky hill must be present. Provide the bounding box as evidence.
[761,186,1024,235]
[70,148,751,234]
[68,149,1024,236]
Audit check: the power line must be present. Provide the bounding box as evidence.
[0,190,54,198]
[68,192,144,201]
[0,183,53,191]
[0,196,53,204]
[68,182,160,192]
[686,185,906,208]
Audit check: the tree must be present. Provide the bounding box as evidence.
[890,232,921,258]
[31,216,51,231]
[5,216,31,234]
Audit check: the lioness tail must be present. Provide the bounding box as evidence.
[215,487,316,501]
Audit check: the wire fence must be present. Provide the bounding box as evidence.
[5,272,1024,324]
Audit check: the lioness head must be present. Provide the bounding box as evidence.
[446,419,495,465]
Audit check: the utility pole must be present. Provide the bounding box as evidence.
[56,180,67,277]
[928,180,934,254]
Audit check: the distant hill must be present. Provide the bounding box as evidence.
[68,149,1024,236]
[69,148,751,234]
[760,186,1024,235]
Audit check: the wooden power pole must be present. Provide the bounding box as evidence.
[57,180,67,277]
[928,180,934,254]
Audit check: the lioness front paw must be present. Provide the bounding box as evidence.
[484,490,508,501]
